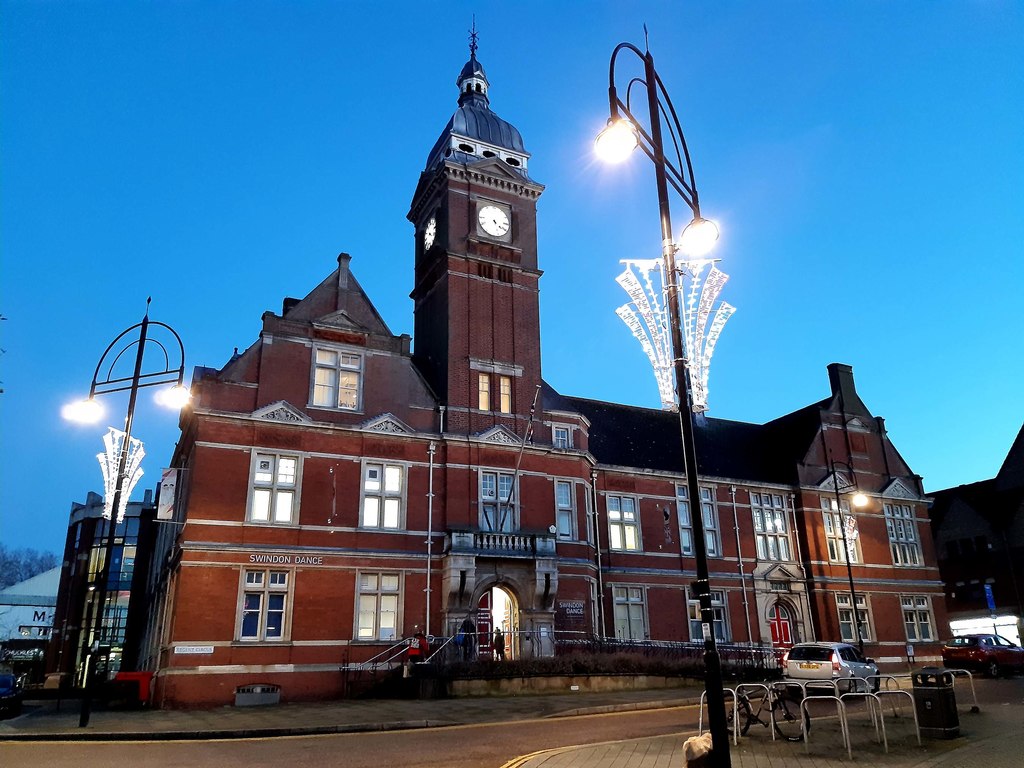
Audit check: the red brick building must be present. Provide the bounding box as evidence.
[140,49,946,707]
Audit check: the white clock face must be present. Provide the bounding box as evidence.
[478,205,510,237]
[424,218,436,249]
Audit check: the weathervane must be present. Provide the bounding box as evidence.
[469,16,478,56]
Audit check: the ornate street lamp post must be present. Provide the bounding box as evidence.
[595,40,729,768]
[828,459,869,654]
[63,299,188,727]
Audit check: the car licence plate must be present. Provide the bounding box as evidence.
[798,662,820,670]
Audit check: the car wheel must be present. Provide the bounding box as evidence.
[985,658,1000,678]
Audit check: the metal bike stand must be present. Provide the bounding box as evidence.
[840,691,887,753]
[801,695,851,759]
[698,686,738,745]
[736,683,774,741]
[945,668,980,712]
[873,688,921,746]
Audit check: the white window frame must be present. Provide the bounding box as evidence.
[477,373,490,411]
[356,572,401,642]
[238,569,291,642]
[822,498,860,564]
[885,503,922,566]
[688,589,728,642]
[552,425,571,450]
[310,345,363,411]
[607,495,641,551]
[901,595,934,642]
[360,461,406,529]
[677,485,720,557]
[612,585,647,640]
[836,593,872,643]
[480,470,517,532]
[498,375,512,414]
[751,492,791,561]
[248,452,300,525]
[554,479,574,540]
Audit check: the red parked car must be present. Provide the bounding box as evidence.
[941,634,1024,677]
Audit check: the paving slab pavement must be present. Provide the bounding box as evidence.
[1,684,1019,768]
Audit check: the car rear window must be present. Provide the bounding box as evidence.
[947,637,978,647]
[788,646,833,661]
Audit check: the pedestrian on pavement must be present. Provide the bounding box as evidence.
[493,626,506,660]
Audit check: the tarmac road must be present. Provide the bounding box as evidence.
[0,704,700,768]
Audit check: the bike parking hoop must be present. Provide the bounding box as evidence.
[944,668,980,713]
[872,688,921,746]
[839,691,887,753]
[735,683,775,741]
[697,686,738,746]
[801,695,851,760]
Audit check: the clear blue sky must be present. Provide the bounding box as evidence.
[2,2,1022,553]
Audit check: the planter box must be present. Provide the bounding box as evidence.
[450,674,690,697]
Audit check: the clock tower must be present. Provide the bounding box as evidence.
[408,44,545,435]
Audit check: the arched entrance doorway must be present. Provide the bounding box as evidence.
[477,585,519,660]
[768,603,794,647]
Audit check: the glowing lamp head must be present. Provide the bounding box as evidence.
[62,397,104,424]
[851,492,869,508]
[678,216,719,257]
[595,118,639,163]
[155,383,192,410]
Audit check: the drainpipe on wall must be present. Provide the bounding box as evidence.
[591,468,605,639]
[426,441,436,639]
[731,486,754,644]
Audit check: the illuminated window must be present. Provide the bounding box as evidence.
[901,595,934,642]
[607,495,640,551]
[357,573,400,641]
[822,498,860,563]
[555,480,574,539]
[885,504,922,566]
[613,586,647,640]
[836,593,871,643]
[361,463,405,529]
[677,486,720,556]
[311,347,362,410]
[478,373,490,410]
[239,570,289,641]
[249,453,299,524]
[499,376,512,413]
[751,492,791,561]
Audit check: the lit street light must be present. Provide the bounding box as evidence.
[828,459,869,654]
[63,298,188,727]
[595,39,729,768]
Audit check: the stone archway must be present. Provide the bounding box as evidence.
[475,582,520,660]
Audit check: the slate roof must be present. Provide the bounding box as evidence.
[550,382,825,486]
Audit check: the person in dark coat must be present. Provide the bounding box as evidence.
[493,626,506,660]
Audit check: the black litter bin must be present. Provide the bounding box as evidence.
[912,667,959,738]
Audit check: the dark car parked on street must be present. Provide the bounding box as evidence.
[941,634,1024,677]
[0,673,23,718]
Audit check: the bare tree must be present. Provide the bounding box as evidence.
[0,544,59,589]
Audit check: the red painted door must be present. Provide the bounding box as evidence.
[769,604,793,647]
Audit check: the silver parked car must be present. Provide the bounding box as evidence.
[781,642,879,692]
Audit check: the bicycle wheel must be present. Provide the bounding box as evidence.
[772,692,810,742]
[725,695,753,735]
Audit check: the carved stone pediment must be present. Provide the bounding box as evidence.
[313,310,368,332]
[360,413,414,434]
[252,400,311,424]
[815,471,854,493]
[881,478,919,500]
[762,563,799,581]
[475,425,522,445]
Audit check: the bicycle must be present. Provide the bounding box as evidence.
[726,683,810,742]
